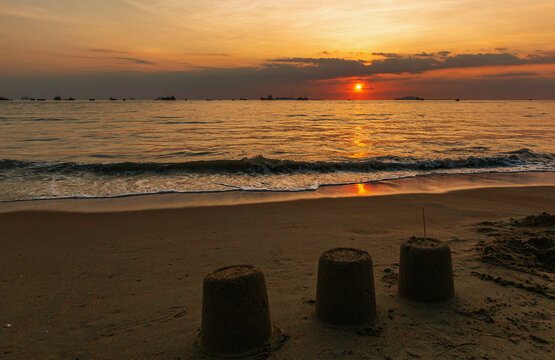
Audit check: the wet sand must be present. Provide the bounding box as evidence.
[0,184,554,359]
[1,171,554,213]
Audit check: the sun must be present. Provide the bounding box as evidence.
[355,83,363,91]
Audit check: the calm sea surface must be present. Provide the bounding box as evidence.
[0,100,554,201]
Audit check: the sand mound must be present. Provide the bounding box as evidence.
[475,213,555,274]
[514,212,555,227]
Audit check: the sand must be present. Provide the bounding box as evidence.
[1,183,554,359]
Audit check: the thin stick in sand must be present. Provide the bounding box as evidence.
[422,206,427,240]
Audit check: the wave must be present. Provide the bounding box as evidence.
[2,169,554,203]
[1,149,553,176]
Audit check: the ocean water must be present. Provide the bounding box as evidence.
[0,100,553,201]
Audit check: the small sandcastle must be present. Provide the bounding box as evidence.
[199,264,286,357]
[316,248,377,325]
[398,237,455,302]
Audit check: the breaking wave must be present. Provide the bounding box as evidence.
[1,149,553,176]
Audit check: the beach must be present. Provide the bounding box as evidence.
[2,0,554,358]
[1,179,554,359]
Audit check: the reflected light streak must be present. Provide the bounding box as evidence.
[351,151,367,158]
[356,183,370,195]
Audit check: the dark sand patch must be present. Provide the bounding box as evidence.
[475,212,555,275]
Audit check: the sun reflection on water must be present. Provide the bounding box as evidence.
[356,183,370,195]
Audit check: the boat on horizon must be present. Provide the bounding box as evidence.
[260,95,309,100]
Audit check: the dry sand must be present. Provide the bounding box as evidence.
[1,184,554,359]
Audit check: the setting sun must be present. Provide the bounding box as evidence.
[355,83,363,91]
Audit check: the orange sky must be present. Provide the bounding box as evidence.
[1,0,554,99]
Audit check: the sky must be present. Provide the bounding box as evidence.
[0,0,554,99]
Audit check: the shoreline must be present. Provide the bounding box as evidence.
[1,171,554,213]
[1,185,553,359]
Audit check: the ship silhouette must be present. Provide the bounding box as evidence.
[260,94,308,100]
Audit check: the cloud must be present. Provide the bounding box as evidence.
[372,52,402,58]
[267,57,369,79]
[78,50,154,64]
[367,56,438,74]
[382,76,555,100]
[439,53,525,68]
[414,52,435,57]
[114,57,155,65]
[482,72,538,78]
[88,49,129,54]
[267,51,547,78]
[1,50,554,99]
[373,51,451,59]
[535,50,555,56]
[526,50,555,64]
[0,5,55,21]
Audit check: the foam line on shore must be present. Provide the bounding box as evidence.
[1,171,554,214]
[1,168,553,203]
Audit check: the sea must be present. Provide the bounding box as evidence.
[0,100,553,201]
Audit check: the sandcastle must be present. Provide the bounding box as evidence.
[398,237,455,302]
[200,264,275,356]
[198,242,454,354]
[316,248,377,325]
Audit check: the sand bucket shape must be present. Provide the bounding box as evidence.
[316,248,377,325]
[398,237,455,302]
[200,264,286,357]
